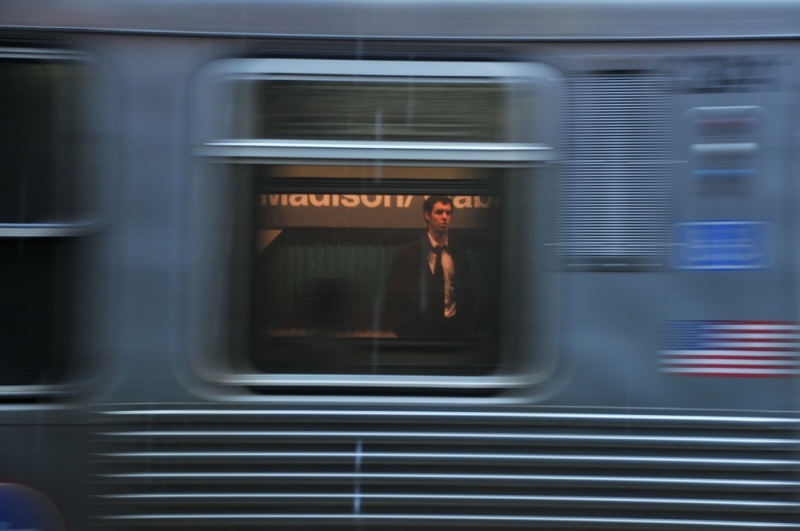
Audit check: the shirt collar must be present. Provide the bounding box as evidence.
[427,232,448,250]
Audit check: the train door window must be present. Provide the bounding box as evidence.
[195,59,561,394]
[0,49,106,396]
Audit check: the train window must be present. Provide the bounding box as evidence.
[231,80,507,142]
[249,167,502,377]
[195,59,560,393]
[0,50,105,395]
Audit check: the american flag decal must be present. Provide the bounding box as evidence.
[659,321,800,377]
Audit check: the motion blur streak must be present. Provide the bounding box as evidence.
[0,1,799,530]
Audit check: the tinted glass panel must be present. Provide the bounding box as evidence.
[0,239,73,385]
[239,80,509,142]
[0,55,94,388]
[0,59,88,223]
[247,166,504,376]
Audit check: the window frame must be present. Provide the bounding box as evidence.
[0,47,110,398]
[191,57,562,397]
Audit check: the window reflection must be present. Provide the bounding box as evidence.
[240,80,508,142]
[0,55,95,388]
[249,177,503,376]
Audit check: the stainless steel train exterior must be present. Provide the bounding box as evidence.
[1,1,800,529]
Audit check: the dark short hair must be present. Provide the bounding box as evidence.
[422,195,453,215]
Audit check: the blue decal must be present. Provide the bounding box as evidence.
[0,484,65,531]
[672,221,772,270]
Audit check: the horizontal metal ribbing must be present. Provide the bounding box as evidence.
[94,513,800,530]
[560,70,673,266]
[89,407,800,529]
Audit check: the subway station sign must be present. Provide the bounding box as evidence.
[257,194,499,229]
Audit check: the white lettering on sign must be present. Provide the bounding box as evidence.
[260,195,494,209]
[681,226,763,263]
[671,221,772,270]
[453,196,495,209]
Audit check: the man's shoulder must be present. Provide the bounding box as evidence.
[398,233,426,252]
[394,239,423,261]
[446,237,470,258]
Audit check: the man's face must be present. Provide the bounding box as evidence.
[425,201,453,235]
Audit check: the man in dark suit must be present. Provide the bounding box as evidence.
[386,196,475,340]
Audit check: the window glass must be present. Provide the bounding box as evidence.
[198,59,559,390]
[0,239,73,386]
[246,165,504,377]
[240,80,509,142]
[0,54,97,389]
[0,59,89,223]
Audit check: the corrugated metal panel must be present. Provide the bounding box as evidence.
[90,406,800,529]
[560,71,673,270]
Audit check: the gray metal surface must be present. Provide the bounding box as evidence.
[1,0,800,40]
[90,406,800,529]
[0,5,795,531]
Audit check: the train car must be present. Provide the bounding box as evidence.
[0,0,800,529]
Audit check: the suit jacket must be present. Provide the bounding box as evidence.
[386,232,475,340]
